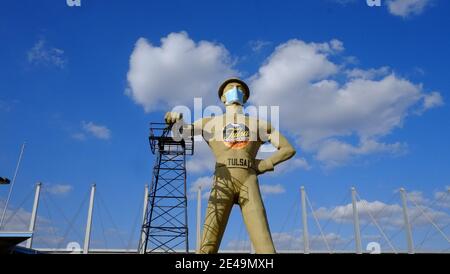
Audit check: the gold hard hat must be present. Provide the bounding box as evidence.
[218,78,250,103]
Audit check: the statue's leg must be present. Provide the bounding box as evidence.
[199,170,235,254]
[239,174,276,254]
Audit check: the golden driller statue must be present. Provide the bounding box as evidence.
[165,78,296,254]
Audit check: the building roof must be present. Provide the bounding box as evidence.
[0,231,32,254]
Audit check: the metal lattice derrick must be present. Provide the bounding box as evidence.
[139,122,193,254]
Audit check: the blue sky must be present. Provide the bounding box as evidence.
[1,0,450,252]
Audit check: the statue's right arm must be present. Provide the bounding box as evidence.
[164,112,209,137]
[192,118,207,136]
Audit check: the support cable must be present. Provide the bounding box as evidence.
[306,194,331,253]
[126,198,143,251]
[331,201,348,252]
[386,189,448,244]
[322,192,349,231]
[44,188,86,243]
[97,191,127,248]
[416,190,450,250]
[2,187,34,228]
[276,194,298,246]
[286,198,300,251]
[407,194,450,244]
[97,200,109,249]
[56,189,90,249]
[355,192,397,253]
[41,193,59,248]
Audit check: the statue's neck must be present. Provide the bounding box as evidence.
[225,104,244,115]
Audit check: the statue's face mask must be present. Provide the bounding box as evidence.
[224,86,245,105]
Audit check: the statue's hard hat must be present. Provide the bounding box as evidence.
[218,78,250,103]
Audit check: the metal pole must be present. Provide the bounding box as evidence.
[301,186,309,254]
[139,184,149,254]
[83,184,96,254]
[196,186,202,253]
[184,152,189,254]
[400,188,414,254]
[351,187,362,254]
[0,142,26,229]
[26,182,42,249]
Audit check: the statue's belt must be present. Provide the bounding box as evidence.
[215,158,255,169]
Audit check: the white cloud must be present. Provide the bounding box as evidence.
[126,32,237,112]
[422,91,444,111]
[260,184,286,195]
[186,140,215,174]
[343,56,359,65]
[45,184,73,196]
[404,190,429,204]
[189,176,213,193]
[316,139,406,168]
[249,40,272,53]
[272,231,344,251]
[329,39,345,52]
[225,239,252,251]
[0,199,32,231]
[27,38,66,68]
[81,121,111,140]
[226,231,344,251]
[278,157,311,171]
[258,148,312,172]
[314,197,450,228]
[71,132,87,141]
[387,0,433,18]
[434,187,450,209]
[189,176,213,200]
[315,200,405,228]
[250,38,441,167]
[345,67,390,80]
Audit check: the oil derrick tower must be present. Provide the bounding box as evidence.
[139,123,194,253]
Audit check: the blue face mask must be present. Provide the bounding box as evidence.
[224,87,245,105]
